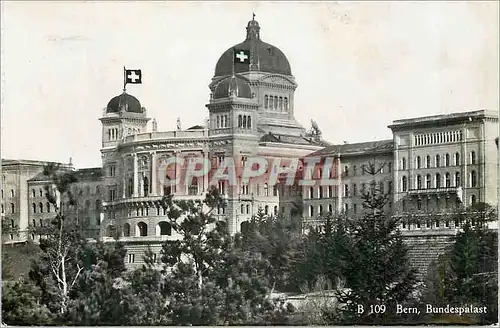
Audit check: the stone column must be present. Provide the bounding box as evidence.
[151,152,157,196]
[203,151,209,192]
[133,154,138,197]
[122,156,127,198]
[337,154,342,213]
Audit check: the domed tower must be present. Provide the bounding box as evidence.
[209,16,305,139]
[99,92,150,203]
[100,92,150,149]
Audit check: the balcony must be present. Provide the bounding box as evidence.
[407,186,462,196]
[102,235,181,243]
[103,194,205,207]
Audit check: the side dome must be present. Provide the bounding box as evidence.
[213,75,252,99]
[106,92,143,113]
[214,18,292,76]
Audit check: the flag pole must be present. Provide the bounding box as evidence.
[232,48,235,77]
[123,66,127,92]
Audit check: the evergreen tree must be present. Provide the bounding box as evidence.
[158,187,290,325]
[335,162,417,324]
[427,203,498,324]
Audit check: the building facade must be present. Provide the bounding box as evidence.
[2,18,498,275]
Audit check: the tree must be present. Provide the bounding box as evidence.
[158,187,290,325]
[334,162,418,324]
[237,207,304,293]
[291,213,350,294]
[425,203,498,324]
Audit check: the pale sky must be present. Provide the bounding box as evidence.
[1,1,498,168]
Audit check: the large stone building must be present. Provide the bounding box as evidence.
[2,18,498,275]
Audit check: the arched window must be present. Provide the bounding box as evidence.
[241,204,245,214]
[426,174,431,189]
[470,151,476,164]
[445,173,451,187]
[123,223,131,237]
[416,175,422,189]
[128,178,133,197]
[445,153,450,167]
[319,205,323,215]
[32,203,36,213]
[137,222,148,237]
[274,206,278,216]
[435,173,441,188]
[247,116,251,128]
[246,204,250,214]
[454,152,460,166]
[39,189,43,197]
[264,95,269,109]
[309,205,314,217]
[238,115,242,128]
[95,199,101,211]
[242,115,247,128]
[471,195,477,205]
[455,172,460,187]
[401,158,407,170]
[46,202,50,213]
[470,170,477,187]
[328,204,333,213]
[1,204,3,214]
[32,189,36,198]
[158,221,171,236]
[416,156,421,169]
[38,202,43,213]
[435,155,440,168]
[402,176,408,192]
[10,189,14,197]
[163,176,172,196]
[279,97,283,110]
[188,177,198,195]
[264,205,269,215]
[426,155,431,168]
[284,97,288,110]
[106,225,116,237]
[143,177,149,196]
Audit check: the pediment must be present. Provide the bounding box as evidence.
[260,75,296,87]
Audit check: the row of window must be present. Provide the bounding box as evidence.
[106,221,172,238]
[414,130,463,146]
[215,115,229,129]
[308,203,360,217]
[237,115,252,129]
[108,128,120,141]
[400,151,476,170]
[401,217,479,230]
[1,189,15,198]
[1,203,15,214]
[342,163,392,177]
[400,195,476,212]
[239,204,279,216]
[264,95,289,111]
[400,171,476,191]
[307,181,393,199]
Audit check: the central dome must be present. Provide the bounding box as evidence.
[214,18,292,76]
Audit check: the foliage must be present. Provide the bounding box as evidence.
[332,162,418,324]
[237,207,304,293]
[424,204,498,324]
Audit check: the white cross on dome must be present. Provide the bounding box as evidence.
[236,51,248,62]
